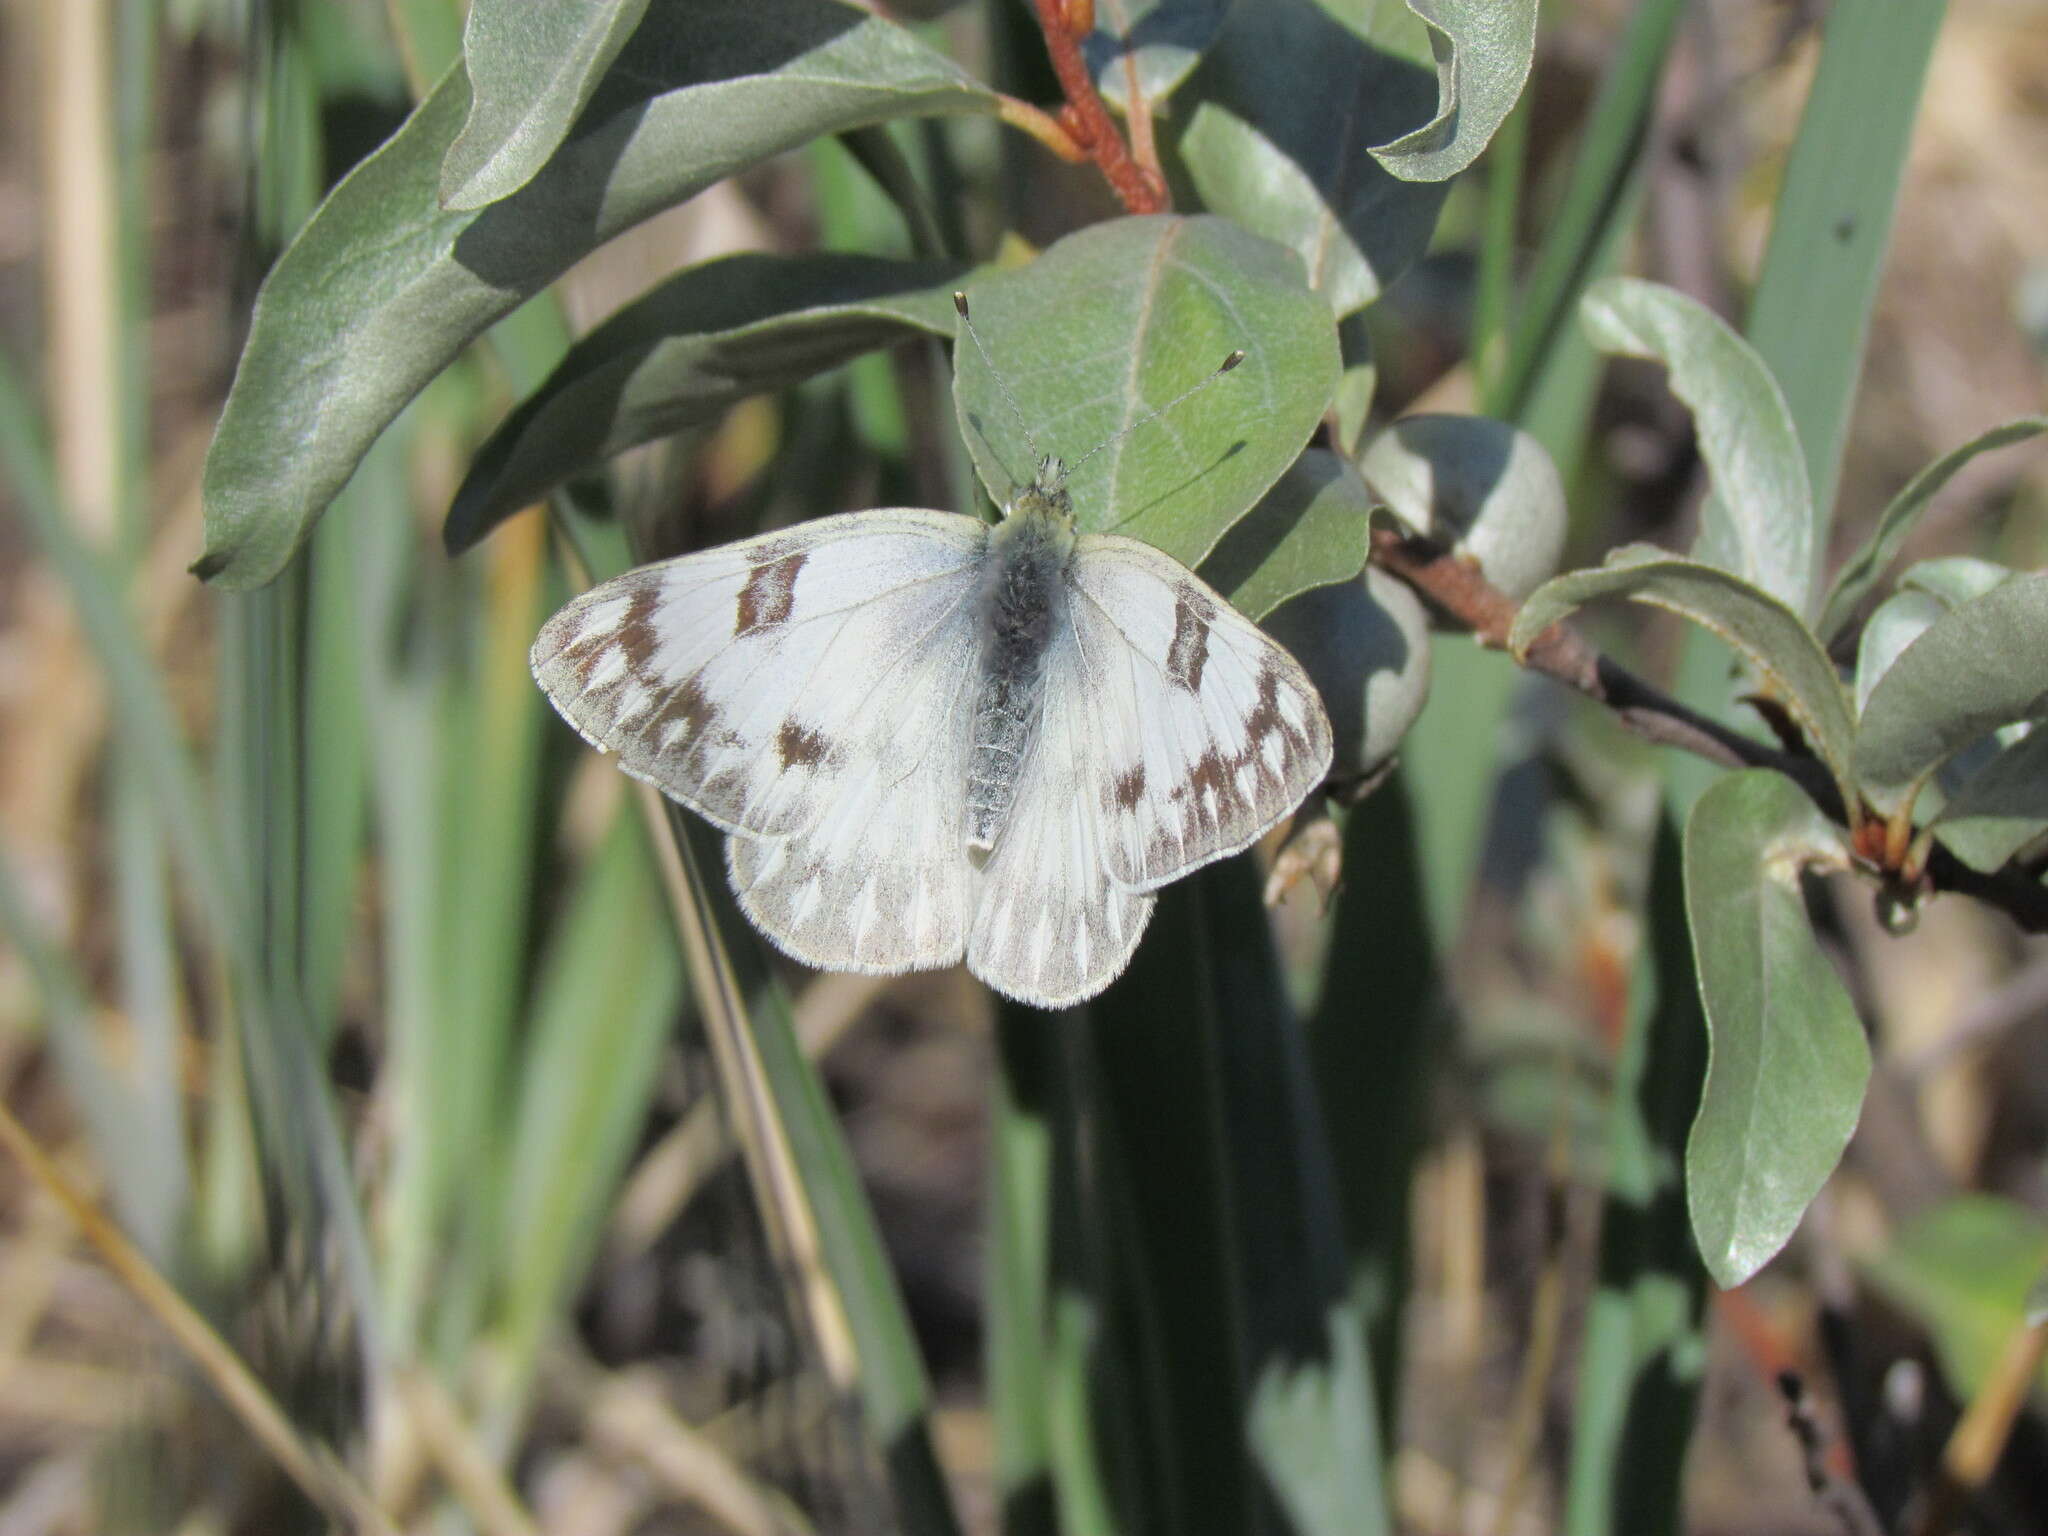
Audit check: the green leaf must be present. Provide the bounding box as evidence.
[1683,770,1867,1290]
[1865,1195,2048,1401]
[1509,548,1858,809]
[1197,446,1371,621]
[1851,588,1943,717]
[446,252,967,552]
[1581,277,1814,614]
[985,1005,1055,1529]
[0,841,176,1259]
[1368,0,1538,183]
[1899,553,2016,610]
[1249,1306,1390,1536]
[952,215,1338,569]
[1930,727,2048,874]
[1263,566,1431,783]
[1304,773,1437,1443]
[1332,312,1376,455]
[1854,573,2048,814]
[1091,856,1387,1533]
[199,0,995,589]
[1815,416,2048,645]
[1356,412,1565,600]
[1085,0,1233,110]
[439,0,651,209]
[1179,0,1447,316]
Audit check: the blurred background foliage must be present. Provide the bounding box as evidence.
[2,1,2048,1533]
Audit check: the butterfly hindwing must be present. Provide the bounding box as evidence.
[725,634,980,975]
[968,612,1155,1008]
[1065,536,1334,892]
[532,511,988,842]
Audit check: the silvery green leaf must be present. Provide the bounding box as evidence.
[1085,0,1234,110]
[1511,547,1858,811]
[1930,727,2048,874]
[1332,313,1376,456]
[1815,416,2047,645]
[1368,0,1539,183]
[1357,412,1565,600]
[1179,0,1447,317]
[1855,573,2048,814]
[439,0,651,209]
[199,0,995,589]
[1684,770,1866,1290]
[952,215,1338,570]
[446,254,968,553]
[1852,588,1944,718]
[1581,277,1813,614]
[1899,554,2017,610]
[1199,448,1373,622]
[1263,566,1431,782]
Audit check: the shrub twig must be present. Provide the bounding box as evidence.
[1778,1372,1887,1536]
[1027,0,1167,213]
[1369,525,2048,934]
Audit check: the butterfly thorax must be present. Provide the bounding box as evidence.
[965,480,1076,852]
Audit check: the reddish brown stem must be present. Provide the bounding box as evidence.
[1028,0,1166,213]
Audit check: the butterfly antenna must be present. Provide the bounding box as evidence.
[953,291,1047,476]
[1063,349,1246,480]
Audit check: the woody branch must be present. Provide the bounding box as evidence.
[1366,525,2048,934]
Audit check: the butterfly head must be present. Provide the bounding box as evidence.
[1006,457,1075,532]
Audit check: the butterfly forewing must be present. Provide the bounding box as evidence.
[1064,536,1334,892]
[532,511,988,841]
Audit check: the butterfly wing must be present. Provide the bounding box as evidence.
[533,510,986,837]
[967,614,1156,1009]
[723,642,980,975]
[1064,534,1333,891]
[533,510,988,974]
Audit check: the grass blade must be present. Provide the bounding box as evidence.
[0,346,235,961]
[491,809,683,1403]
[1742,0,1949,555]
[1489,0,1682,422]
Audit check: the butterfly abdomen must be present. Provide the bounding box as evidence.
[966,505,1074,850]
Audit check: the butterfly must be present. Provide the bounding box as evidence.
[531,298,1334,1008]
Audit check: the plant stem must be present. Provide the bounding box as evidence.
[1368,527,2048,933]
[1026,0,1165,213]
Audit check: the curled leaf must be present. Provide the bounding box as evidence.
[1368,0,1539,183]
[1357,412,1565,601]
[1581,277,1813,614]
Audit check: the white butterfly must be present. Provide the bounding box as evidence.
[532,312,1333,1008]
